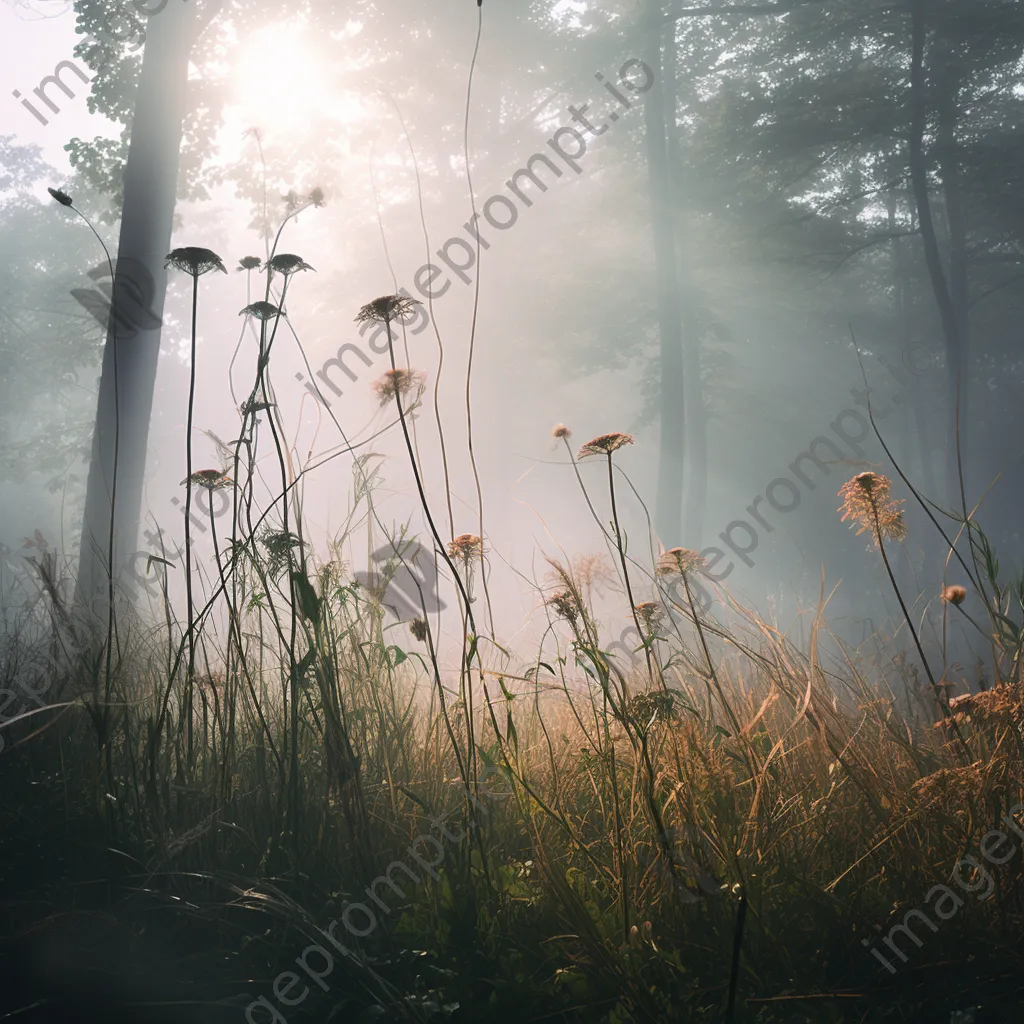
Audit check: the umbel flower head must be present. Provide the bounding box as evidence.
[182,469,232,489]
[838,472,907,544]
[165,247,227,276]
[237,256,262,271]
[47,187,73,207]
[578,432,635,458]
[942,584,967,607]
[448,533,484,562]
[634,601,664,627]
[656,547,708,577]
[373,367,425,405]
[547,590,579,625]
[264,254,315,277]
[355,294,422,325]
[240,301,282,321]
[409,617,429,642]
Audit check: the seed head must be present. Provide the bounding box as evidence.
[578,432,635,458]
[942,585,967,607]
[264,253,315,277]
[410,617,429,642]
[373,367,425,405]
[635,601,664,626]
[47,187,73,207]
[165,247,227,277]
[355,294,422,325]
[552,423,572,440]
[547,590,579,625]
[447,534,484,562]
[838,472,907,544]
[239,301,282,321]
[182,469,232,489]
[237,256,262,271]
[656,547,708,577]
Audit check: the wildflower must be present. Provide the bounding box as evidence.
[448,534,484,562]
[372,367,425,405]
[552,423,571,440]
[635,601,663,627]
[237,256,262,271]
[309,186,326,208]
[239,301,282,321]
[264,253,315,277]
[410,617,428,642]
[47,187,73,207]
[577,432,635,458]
[656,547,708,577]
[547,590,579,625]
[165,247,227,276]
[181,469,232,489]
[260,529,306,575]
[942,585,967,607]
[838,472,907,544]
[355,294,422,325]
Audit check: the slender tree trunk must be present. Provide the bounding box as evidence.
[664,0,707,545]
[907,0,962,507]
[644,0,686,546]
[74,0,199,627]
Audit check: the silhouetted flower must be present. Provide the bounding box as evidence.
[635,601,664,627]
[448,534,483,562]
[373,367,425,405]
[410,617,428,642]
[165,247,227,276]
[838,472,907,544]
[181,469,232,489]
[355,295,422,325]
[578,432,634,458]
[237,256,262,271]
[47,187,73,206]
[309,186,326,208]
[942,585,967,607]
[547,590,579,625]
[240,301,282,321]
[264,254,314,277]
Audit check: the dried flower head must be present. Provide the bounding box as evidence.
[47,187,73,207]
[237,256,262,271]
[260,529,306,575]
[165,247,227,277]
[942,585,967,607]
[309,186,326,208]
[552,423,572,440]
[635,601,664,627]
[264,253,315,276]
[410,617,428,642]
[355,294,422,325]
[547,590,579,625]
[372,367,425,405]
[182,469,232,489]
[447,534,484,562]
[656,547,708,577]
[578,432,635,458]
[240,301,282,321]
[838,472,907,544]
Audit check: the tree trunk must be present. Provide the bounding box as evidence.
[664,3,707,546]
[907,0,963,508]
[644,0,686,546]
[74,0,199,627]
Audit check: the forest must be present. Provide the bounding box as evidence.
[0,0,1023,1020]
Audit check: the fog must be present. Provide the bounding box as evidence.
[2,0,1022,684]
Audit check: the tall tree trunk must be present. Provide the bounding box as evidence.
[907,0,963,508]
[665,1,707,546]
[644,0,686,546]
[74,0,199,627]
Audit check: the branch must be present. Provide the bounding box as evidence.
[664,0,829,21]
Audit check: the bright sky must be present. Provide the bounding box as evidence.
[0,0,121,176]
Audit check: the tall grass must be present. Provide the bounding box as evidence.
[3,212,1024,1023]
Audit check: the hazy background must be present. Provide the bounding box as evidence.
[1,0,1021,682]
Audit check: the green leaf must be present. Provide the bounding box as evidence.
[291,571,321,622]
